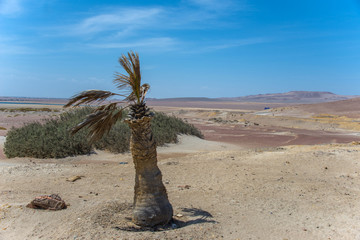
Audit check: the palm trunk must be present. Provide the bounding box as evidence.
[126,115,173,227]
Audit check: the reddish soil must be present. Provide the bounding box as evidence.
[195,123,360,148]
[148,100,288,111]
[151,98,360,149]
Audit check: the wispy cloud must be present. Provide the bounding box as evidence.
[89,37,178,51]
[70,8,163,35]
[204,37,269,50]
[0,43,32,54]
[61,0,246,37]
[10,1,251,54]
[0,0,22,16]
[0,35,33,54]
[179,37,269,54]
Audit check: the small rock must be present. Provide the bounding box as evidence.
[66,176,84,182]
[27,194,67,210]
[165,161,179,165]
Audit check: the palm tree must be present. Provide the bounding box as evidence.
[64,51,173,227]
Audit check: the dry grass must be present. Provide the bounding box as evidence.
[312,114,360,131]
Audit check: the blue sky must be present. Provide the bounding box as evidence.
[1,0,360,98]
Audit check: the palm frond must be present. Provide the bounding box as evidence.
[71,103,125,143]
[140,83,150,102]
[64,90,118,108]
[124,92,137,102]
[114,51,143,104]
[113,73,131,90]
[65,51,151,144]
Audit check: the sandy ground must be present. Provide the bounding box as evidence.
[1,136,360,239]
[1,101,360,239]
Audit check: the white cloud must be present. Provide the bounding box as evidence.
[89,37,178,50]
[32,2,250,53]
[0,43,33,54]
[72,8,162,35]
[0,35,33,54]
[204,37,268,50]
[180,37,269,54]
[0,0,22,15]
[61,1,246,38]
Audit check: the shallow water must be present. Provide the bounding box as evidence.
[0,102,63,106]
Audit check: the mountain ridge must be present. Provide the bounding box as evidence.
[149,91,358,104]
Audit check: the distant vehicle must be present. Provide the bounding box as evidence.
[264,107,270,110]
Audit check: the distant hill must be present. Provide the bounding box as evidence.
[150,91,358,104]
[222,91,357,103]
[1,91,358,105]
[147,97,216,102]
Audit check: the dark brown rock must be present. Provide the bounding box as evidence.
[27,194,67,210]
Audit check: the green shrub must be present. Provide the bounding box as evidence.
[93,121,131,153]
[152,112,203,146]
[4,107,203,158]
[4,108,92,158]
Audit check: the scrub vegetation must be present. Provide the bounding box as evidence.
[4,107,203,158]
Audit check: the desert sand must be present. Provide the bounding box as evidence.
[1,99,360,239]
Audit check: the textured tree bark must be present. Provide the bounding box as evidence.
[126,116,173,227]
